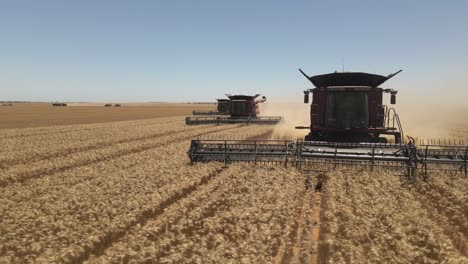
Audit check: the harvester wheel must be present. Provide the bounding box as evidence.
[377,137,388,143]
[315,181,322,192]
[305,177,312,191]
[395,134,402,144]
[305,131,322,141]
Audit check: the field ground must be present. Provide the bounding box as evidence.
[0,103,215,129]
[0,105,467,263]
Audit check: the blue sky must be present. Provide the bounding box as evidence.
[1,0,467,103]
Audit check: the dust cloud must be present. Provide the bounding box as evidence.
[396,66,468,141]
[259,66,468,142]
[259,99,468,142]
[260,101,310,140]
[396,102,468,141]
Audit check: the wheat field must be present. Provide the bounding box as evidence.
[0,105,467,263]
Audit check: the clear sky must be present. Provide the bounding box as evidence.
[1,0,467,104]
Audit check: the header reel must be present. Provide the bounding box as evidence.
[188,137,467,178]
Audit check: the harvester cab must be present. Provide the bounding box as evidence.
[192,99,230,115]
[185,94,281,125]
[188,69,468,179]
[226,94,266,117]
[297,69,404,144]
[216,99,230,114]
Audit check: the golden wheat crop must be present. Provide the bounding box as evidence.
[85,164,308,263]
[320,168,467,263]
[0,114,467,263]
[0,118,279,263]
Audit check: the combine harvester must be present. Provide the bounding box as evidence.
[186,94,282,125]
[188,70,467,178]
[192,98,230,115]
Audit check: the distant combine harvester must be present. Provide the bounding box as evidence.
[52,103,67,106]
[105,103,122,107]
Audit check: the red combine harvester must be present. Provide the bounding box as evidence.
[296,69,403,143]
[187,69,468,178]
[192,99,230,115]
[186,94,281,125]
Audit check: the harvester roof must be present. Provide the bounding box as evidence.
[225,94,260,101]
[299,69,402,88]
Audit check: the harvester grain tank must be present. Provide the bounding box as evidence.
[193,99,230,115]
[185,94,281,125]
[187,69,468,178]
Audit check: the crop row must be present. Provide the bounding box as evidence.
[0,124,273,263]
[0,117,188,168]
[86,165,306,264]
[0,122,243,186]
[0,116,181,140]
[319,169,467,263]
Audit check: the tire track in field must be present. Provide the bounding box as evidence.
[0,125,241,188]
[290,191,311,263]
[310,192,323,264]
[150,191,232,261]
[0,126,198,169]
[67,167,228,264]
[274,190,307,264]
[274,188,321,264]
